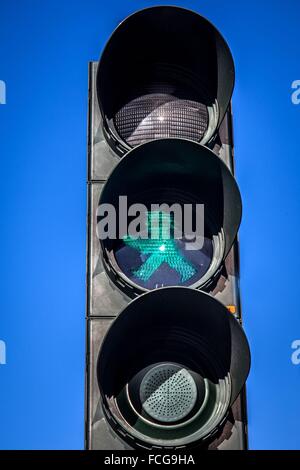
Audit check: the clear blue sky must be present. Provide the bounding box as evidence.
[0,0,300,450]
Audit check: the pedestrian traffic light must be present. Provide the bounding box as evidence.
[98,139,241,297]
[86,5,250,451]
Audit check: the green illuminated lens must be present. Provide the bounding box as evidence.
[123,211,196,282]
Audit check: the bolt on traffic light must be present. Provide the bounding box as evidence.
[86,5,250,451]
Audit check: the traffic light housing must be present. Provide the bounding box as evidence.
[99,139,241,297]
[86,6,250,451]
[98,288,250,449]
[97,5,234,155]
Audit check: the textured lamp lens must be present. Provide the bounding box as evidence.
[140,364,198,423]
[114,90,209,148]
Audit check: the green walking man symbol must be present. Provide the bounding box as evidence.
[123,211,197,283]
